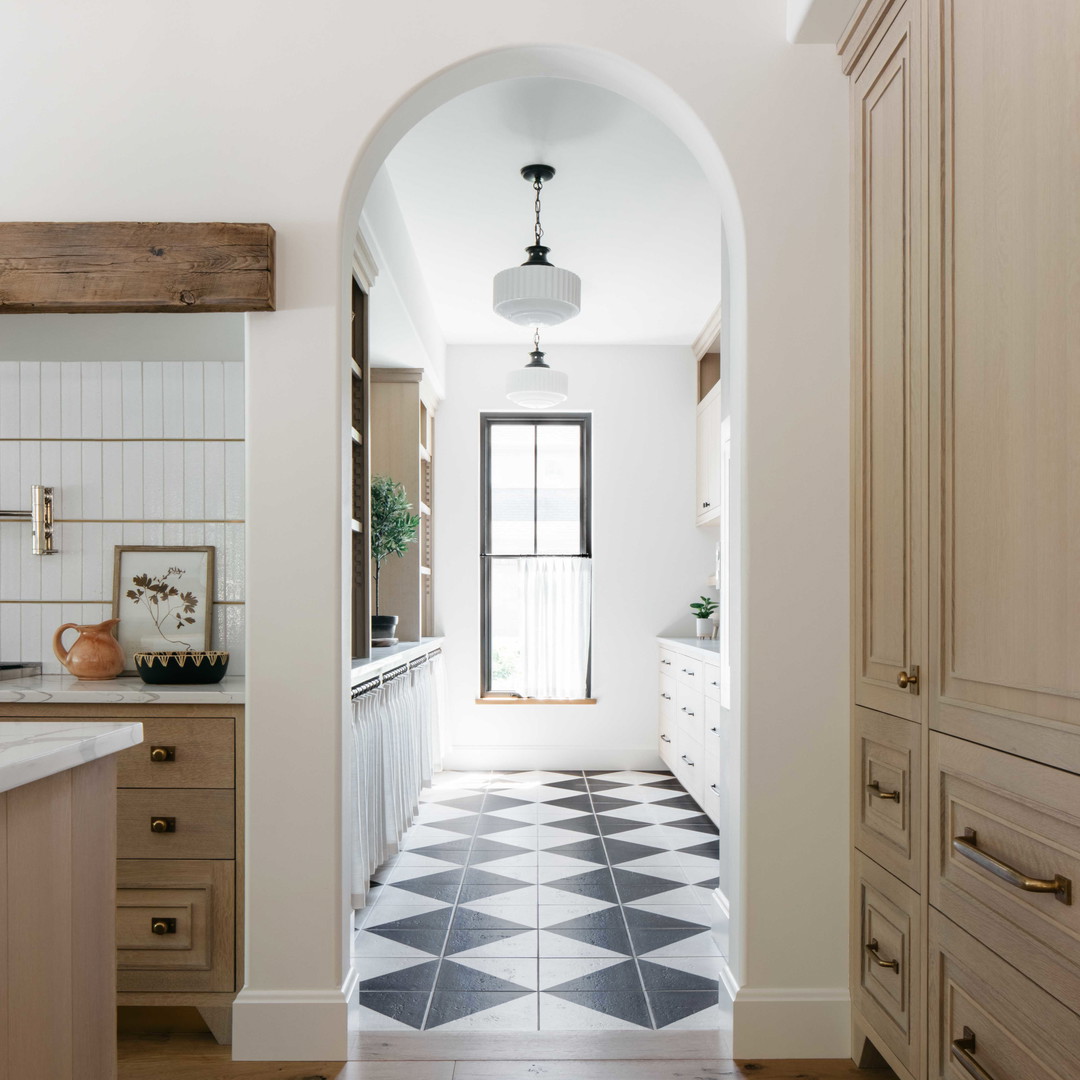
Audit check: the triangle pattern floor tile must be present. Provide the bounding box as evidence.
[582,779,632,793]
[356,991,429,1029]
[652,794,704,812]
[543,989,652,1028]
[676,839,721,860]
[600,838,667,865]
[638,959,720,992]
[545,906,625,932]
[640,776,689,791]
[648,990,719,1028]
[540,926,632,955]
[428,815,482,836]
[611,868,686,899]
[592,815,649,836]
[366,907,453,935]
[544,777,593,792]
[543,959,642,993]
[541,838,610,863]
[540,816,600,837]
[435,959,534,993]
[452,907,534,932]
[389,869,467,903]
[542,869,619,902]
[663,815,720,835]
[424,990,535,1030]
[356,959,439,992]
[358,929,447,955]
[622,907,708,933]
[545,794,603,813]
[410,843,474,864]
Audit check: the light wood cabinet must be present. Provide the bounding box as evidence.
[371,368,437,644]
[843,0,1080,1073]
[0,703,244,1043]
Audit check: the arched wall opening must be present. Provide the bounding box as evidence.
[337,39,747,1040]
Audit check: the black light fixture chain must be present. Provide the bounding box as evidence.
[533,176,544,246]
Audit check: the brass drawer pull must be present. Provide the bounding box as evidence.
[150,817,176,834]
[953,828,1072,905]
[896,666,919,690]
[866,780,900,802]
[150,745,175,763]
[660,734,671,743]
[951,1027,998,1080]
[151,917,177,936]
[864,938,899,973]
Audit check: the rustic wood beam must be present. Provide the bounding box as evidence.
[0,222,275,313]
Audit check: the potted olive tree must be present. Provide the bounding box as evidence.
[370,475,421,646]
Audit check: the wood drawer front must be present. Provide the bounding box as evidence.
[930,732,1080,1014]
[928,908,1080,1080]
[117,789,234,860]
[853,851,922,1076]
[659,674,676,722]
[676,683,704,740]
[855,707,921,891]
[674,655,704,689]
[703,663,721,701]
[116,860,234,992]
[117,717,234,789]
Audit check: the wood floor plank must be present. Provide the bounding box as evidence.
[452,1064,892,1080]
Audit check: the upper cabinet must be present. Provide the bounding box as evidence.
[927,0,1080,766]
[696,352,722,527]
[849,0,925,724]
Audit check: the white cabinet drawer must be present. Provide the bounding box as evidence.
[658,649,678,675]
[659,674,675,722]
[674,655,704,689]
[703,663,721,701]
[676,683,704,741]
[676,729,705,800]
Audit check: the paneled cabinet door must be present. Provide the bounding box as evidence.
[851,0,925,724]
[696,389,721,526]
[927,0,1080,769]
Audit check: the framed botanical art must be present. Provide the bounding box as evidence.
[112,546,215,672]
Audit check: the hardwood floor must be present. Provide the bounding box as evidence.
[118,1032,895,1080]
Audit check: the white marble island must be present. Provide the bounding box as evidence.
[0,673,245,705]
[0,720,142,1079]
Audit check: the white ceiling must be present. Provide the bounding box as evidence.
[377,76,723,347]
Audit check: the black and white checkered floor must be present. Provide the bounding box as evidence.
[353,769,725,1031]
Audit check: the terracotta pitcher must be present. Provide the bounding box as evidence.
[53,618,126,680]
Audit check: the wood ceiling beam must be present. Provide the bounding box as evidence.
[0,221,275,313]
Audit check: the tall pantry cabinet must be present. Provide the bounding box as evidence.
[843,2,1080,1078]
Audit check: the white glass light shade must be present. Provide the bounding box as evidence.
[506,364,569,410]
[493,264,581,327]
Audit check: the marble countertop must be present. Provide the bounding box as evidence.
[0,675,245,705]
[351,637,445,687]
[0,720,143,793]
[657,636,721,657]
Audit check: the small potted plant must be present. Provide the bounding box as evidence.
[370,474,421,647]
[690,595,718,640]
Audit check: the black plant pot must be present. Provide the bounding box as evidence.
[371,615,399,647]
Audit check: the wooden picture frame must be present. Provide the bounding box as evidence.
[111,546,215,673]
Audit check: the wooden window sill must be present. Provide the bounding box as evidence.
[475,698,597,705]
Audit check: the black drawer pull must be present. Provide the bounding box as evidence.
[951,1027,998,1080]
[710,784,719,795]
[864,939,899,973]
[953,828,1071,905]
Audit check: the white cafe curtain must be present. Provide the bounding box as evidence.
[516,555,592,700]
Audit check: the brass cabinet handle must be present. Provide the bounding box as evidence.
[896,666,919,690]
[866,780,901,802]
[953,828,1071,904]
[864,939,899,973]
[681,754,695,767]
[951,1027,998,1080]
[151,918,177,936]
[150,817,176,834]
[149,745,175,763]
[660,734,672,743]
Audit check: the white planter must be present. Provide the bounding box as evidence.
[695,618,714,640]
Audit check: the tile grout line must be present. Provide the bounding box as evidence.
[419,769,494,1031]
[585,773,659,1032]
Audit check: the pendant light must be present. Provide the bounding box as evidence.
[506,328,568,410]
[493,164,581,327]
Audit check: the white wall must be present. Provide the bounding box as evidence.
[1,1,849,1060]
[435,344,715,770]
[0,347,246,673]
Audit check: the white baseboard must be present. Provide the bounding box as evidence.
[732,985,851,1058]
[712,887,730,918]
[232,979,354,1061]
[441,746,664,772]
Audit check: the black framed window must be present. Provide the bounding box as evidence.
[480,413,592,699]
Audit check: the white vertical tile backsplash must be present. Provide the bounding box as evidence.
[0,360,245,673]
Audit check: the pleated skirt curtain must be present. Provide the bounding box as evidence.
[348,653,447,909]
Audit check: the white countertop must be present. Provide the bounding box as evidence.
[351,637,444,687]
[0,675,245,705]
[0,720,143,793]
[657,636,721,658]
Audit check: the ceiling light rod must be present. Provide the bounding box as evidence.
[493,163,581,327]
[523,163,556,266]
